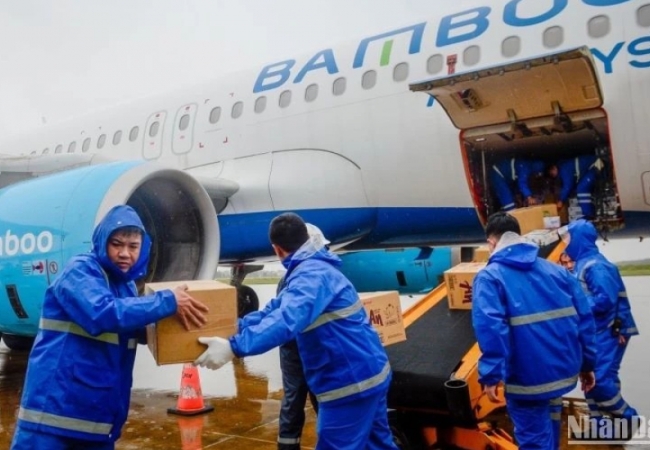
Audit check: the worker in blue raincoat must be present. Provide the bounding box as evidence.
[11,205,209,450]
[548,155,603,219]
[472,212,596,450]
[240,223,327,450]
[195,213,398,450]
[490,157,546,211]
[562,219,638,420]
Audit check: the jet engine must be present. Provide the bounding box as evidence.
[0,161,218,349]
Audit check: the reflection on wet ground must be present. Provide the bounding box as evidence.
[0,278,647,449]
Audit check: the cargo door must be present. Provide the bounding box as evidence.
[410,46,624,230]
[410,46,603,130]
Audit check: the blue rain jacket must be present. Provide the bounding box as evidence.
[230,241,391,406]
[564,220,638,336]
[492,158,545,198]
[17,205,177,443]
[472,234,596,400]
[557,155,600,202]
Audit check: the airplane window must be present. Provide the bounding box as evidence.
[42,148,49,154]
[393,63,409,82]
[55,144,63,154]
[463,45,481,66]
[279,90,292,108]
[67,142,76,153]
[543,26,564,49]
[333,77,346,96]
[588,15,610,38]
[113,130,122,145]
[97,134,106,149]
[305,84,318,102]
[426,54,443,74]
[254,96,267,113]
[82,138,91,152]
[149,122,160,137]
[209,106,221,124]
[231,101,244,118]
[362,70,377,90]
[501,36,521,58]
[637,4,650,27]
[179,113,191,129]
[129,126,139,142]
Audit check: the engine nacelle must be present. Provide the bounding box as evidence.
[0,161,218,337]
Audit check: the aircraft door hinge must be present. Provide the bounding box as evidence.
[552,101,573,132]
[507,109,532,137]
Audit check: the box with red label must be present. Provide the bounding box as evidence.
[359,291,406,347]
[444,263,487,310]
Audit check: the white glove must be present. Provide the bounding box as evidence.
[194,336,234,370]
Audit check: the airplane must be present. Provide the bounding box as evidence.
[1,0,649,351]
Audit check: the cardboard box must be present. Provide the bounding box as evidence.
[523,229,560,248]
[444,263,486,310]
[508,204,558,235]
[360,291,406,347]
[473,246,490,262]
[144,280,238,365]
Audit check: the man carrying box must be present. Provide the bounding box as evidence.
[472,212,597,449]
[239,223,327,450]
[11,205,209,450]
[195,212,398,450]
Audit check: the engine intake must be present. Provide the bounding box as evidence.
[0,160,218,337]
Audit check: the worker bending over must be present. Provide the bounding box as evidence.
[548,155,603,219]
[490,157,545,211]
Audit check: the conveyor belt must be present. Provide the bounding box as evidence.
[386,298,475,410]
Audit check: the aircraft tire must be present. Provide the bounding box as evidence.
[2,334,35,352]
[237,285,259,318]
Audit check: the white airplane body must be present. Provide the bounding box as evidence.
[1,0,650,266]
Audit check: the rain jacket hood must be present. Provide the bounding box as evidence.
[489,232,538,270]
[92,205,151,281]
[564,219,599,261]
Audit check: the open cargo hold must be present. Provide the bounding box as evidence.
[411,46,623,233]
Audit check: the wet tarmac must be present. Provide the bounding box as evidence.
[0,278,648,449]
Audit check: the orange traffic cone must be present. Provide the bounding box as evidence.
[176,416,205,450]
[168,364,215,416]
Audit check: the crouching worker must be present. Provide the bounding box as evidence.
[562,219,639,421]
[11,205,209,450]
[195,212,398,450]
[472,212,597,450]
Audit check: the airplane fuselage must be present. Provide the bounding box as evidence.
[2,0,650,262]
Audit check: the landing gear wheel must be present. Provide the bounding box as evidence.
[2,334,35,352]
[237,285,259,318]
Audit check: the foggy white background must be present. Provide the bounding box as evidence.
[0,0,471,136]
